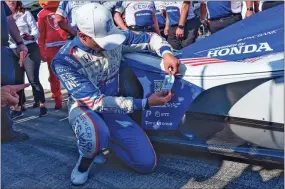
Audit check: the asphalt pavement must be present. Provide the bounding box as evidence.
[1,90,284,189]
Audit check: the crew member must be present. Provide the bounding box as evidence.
[54,1,98,39]
[114,1,160,34]
[51,4,179,186]
[1,1,29,142]
[200,1,254,34]
[154,1,166,37]
[38,0,69,109]
[164,1,201,50]
[55,1,116,40]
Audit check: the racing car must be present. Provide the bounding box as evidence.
[119,5,284,164]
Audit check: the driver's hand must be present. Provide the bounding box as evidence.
[148,91,173,107]
[162,53,180,75]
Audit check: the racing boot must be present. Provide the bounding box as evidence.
[71,155,94,185]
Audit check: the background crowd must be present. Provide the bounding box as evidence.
[1,0,284,142]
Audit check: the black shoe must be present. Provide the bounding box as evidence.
[2,131,29,142]
[33,102,40,108]
[78,157,94,172]
[39,106,48,117]
[11,111,24,120]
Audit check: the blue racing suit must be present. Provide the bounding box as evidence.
[51,31,173,173]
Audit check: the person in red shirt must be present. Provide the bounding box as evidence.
[37,0,68,109]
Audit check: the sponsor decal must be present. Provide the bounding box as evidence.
[82,53,93,63]
[145,120,173,129]
[166,8,179,13]
[64,56,80,68]
[154,111,170,118]
[165,2,179,6]
[236,29,278,42]
[136,12,152,16]
[155,3,165,10]
[105,19,113,33]
[71,1,88,7]
[73,113,94,154]
[55,66,72,73]
[105,77,116,85]
[102,107,129,114]
[145,110,170,118]
[146,110,152,117]
[60,73,80,90]
[154,102,181,108]
[47,13,60,30]
[207,42,273,57]
[133,3,154,10]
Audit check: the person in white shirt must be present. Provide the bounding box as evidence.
[114,1,160,34]
[55,1,116,40]
[54,1,98,39]
[100,1,117,14]
[5,0,47,118]
[164,1,201,50]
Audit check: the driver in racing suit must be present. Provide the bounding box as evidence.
[51,4,179,186]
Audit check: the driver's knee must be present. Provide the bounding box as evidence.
[69,106,110,158]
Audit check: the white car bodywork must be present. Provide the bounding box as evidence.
[124,52,284,150]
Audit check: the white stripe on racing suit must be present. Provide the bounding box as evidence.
[51,31,173,114]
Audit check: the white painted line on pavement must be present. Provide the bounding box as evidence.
[59,117,68,121]
[15,116,39,124]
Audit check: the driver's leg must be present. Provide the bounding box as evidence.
[68,105,110,185]
[101,113,157,173]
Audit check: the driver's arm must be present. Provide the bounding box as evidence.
[51,57,147,114]
[122,30,173,57]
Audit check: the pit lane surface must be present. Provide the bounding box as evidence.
[2,90,284,189]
